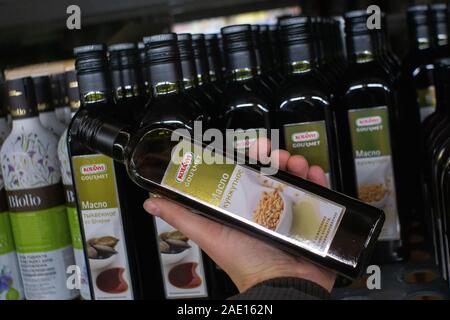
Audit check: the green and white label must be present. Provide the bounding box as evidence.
[284,121,331,186]
[417,86,436,123]
[154,218,208,299]
[348,106,400,241]
[0,206,24,300]
[72,154,133,300]
[161,140,345,258]
[6,184,77,300]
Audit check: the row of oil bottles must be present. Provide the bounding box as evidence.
[1,4,450,300]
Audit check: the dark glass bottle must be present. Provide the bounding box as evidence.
[268,24,283,78]
[177,33,216,126]
[337,11,407,263]
[219,24,273,153]
[137,42,151,99]
[140,34,224,299]
[141,34,206,129]
[276,16,342,192]
[402,5,439,242]
[426,59,450,277]
[258,25,284,83]
[217,35,227,77]
[192,34,223,101]
[377,14,402,83]
[68,111,385,280]
[310,17,341,94]
[403,5,437,125]
[431,4,449,58]
[204,34,225,87]
[251,25,278,91]
[108,43,147,125]
[67,44,162,300]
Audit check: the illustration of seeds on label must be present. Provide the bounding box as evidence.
[253,190,284,230]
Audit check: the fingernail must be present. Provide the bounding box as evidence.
[144,199,160,216]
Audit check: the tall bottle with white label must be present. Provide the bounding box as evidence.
[276,16,341,191]
[67,44,163,300]
[0,77,77,300]
[32,75,66,136]
[0,81,24,300]
[337,11,407,263]
[57,69,91,300]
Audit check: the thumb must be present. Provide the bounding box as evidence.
[143,197,223,255]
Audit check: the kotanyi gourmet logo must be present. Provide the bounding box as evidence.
[356,116,382,127]
[176,152,194,183]
[80,163,107,175]
[291,131,320,143]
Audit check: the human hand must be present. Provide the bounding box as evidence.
[143,139,337,293]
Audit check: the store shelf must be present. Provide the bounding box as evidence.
[332,234,450,300]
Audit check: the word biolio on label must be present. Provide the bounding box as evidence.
[171,121,280,175]
[8,193,42,209]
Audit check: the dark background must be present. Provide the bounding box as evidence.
[0,0,444,69]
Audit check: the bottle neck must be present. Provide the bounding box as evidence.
[70,109,131,163]
[409,24,433,50]
[207,53,223,82]
[149,61,184,97]
[282,41,317,75]
[111,67,144,101]
[347,33,379,64]
[434,22,449,48]
[194,56,210,85]
[180,58,200,90]
[226,49,258,81]
[78,70,114,106]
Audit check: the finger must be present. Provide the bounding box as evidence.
[270,149,290,171]
[248,137,271,162]
[143,197,222,254]
[286,155,309,179]
[307,165,329,188]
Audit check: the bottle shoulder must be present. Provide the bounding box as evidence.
[0,124,61,190]
[39,112,66,136]
[222,80,271,109]
[278,73,332,105]
[402,49,436,71]
[141,94,203,129]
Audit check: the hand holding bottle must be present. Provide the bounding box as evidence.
[143,139,336,294]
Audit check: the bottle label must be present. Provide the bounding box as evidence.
[5,184,77,300]
[417,86,436,123]
[58,131,91,300]
[72,154,134,300]
[348,106,400,241]
[0,189,24,300]
[160,139,345,258]
[154,218,208,299]
[284,121,331,186]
